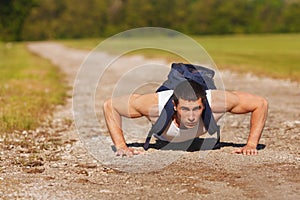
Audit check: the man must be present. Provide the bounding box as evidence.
[103,80,268,157]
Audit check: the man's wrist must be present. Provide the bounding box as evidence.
[246,141,257,148]
[116,143,127,150]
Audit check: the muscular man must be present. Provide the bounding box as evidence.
[103,80,268,157]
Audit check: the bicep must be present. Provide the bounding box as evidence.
[211,90,260,114]
[111,93,158,118]
[228,91,263,114]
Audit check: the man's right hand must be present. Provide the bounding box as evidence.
[115,146,144,157]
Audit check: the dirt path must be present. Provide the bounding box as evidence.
[1,42,299,199]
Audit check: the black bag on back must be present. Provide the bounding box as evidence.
[143,63,220,150]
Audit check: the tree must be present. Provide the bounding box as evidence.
[0,0,37,41]
[1,0,300,41]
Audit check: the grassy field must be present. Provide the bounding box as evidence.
[0,42,67,133]
[61,34,300,81]
[199,34,300,81]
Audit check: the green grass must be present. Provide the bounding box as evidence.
[61,34,300,81]
[0,42,67,133]
[197,34,300,81]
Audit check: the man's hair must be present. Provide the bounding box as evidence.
[173,80,206,106]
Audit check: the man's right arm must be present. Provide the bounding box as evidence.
[103,93,158,156]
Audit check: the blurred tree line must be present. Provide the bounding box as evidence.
[1,0,300,41]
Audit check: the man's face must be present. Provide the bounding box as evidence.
[175,98,204,129]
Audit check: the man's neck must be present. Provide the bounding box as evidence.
[173,115,180,128]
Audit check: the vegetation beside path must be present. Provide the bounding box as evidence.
[0,42,67,133]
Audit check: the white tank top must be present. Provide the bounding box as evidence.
[154,90,212,142]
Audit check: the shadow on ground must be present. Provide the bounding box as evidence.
[127,138,266,152]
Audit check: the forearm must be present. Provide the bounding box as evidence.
[103,99,127,149]
[247,98,268,147]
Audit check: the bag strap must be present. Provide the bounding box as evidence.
[202,100,219,135]
[143,96,174,150]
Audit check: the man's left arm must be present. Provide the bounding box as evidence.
[211,90,268,155]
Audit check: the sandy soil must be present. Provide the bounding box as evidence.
[0,42,299,200]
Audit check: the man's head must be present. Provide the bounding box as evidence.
[173,80,206,129]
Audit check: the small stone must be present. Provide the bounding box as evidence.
[23,166,45,174]
[99,189,111,193]
[51,163,59,168]
[77,162,97,169]
[76,169,89,176]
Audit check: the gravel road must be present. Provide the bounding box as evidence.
[0,42,299,200]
